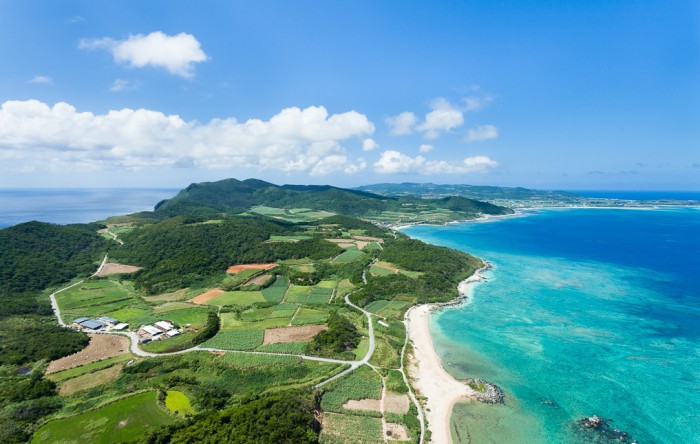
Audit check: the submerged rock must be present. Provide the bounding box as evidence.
[464,378,505,404]
[575,415,637,443]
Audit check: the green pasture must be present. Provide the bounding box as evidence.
[291,307,328,325]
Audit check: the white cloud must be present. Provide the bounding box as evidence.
[29,75,52,84]
[416,98,464,139]
[418,144,433,153]
[385,111,418,135]
[373,150,497,175]
[465,124,498,142]
[462,95,493,111]
[109,79,138,92]
[80,31,208,78]
[362,138,380,151]
[0,100,373,176]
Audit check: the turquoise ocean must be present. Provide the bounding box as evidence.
[404,208,700,444]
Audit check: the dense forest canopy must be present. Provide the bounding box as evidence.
[0,221,108,294]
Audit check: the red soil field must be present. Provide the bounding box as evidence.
[189,288,224,304]
[226,263,278,274]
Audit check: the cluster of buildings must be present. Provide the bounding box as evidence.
[72,316,128,332]
[137,320,180,343]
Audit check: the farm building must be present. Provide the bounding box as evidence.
[98,316,119,326]
[141,325,163,336]
[78,319,106,330]
[72,317,90,327]
[154,321,175,332]
[111,323,129,331]
[164,330,180,338]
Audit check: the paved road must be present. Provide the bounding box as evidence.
[49,280,84,327]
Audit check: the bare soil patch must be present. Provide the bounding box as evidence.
[144,289,188,302]
[355,241,369,250]
[245,273,272,286]
[263,324,327,344]
[353,235,384,244]
[226,263,278,274]
[59,364,123,396]
[189,288,224,304]
[342,399,382,412]
[95,262,142,276]
[386,423,409,440]
[374,263,399,273]
[384,393,410,414]
[47,334,129,374]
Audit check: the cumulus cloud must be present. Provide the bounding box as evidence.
[362,138,379,151]
[29,75,52,84]
[465,124,498,142]
[0,100,373,176]
[462,95,493,111]
[80,31,208,78]
[415,98,464,139]
[418,144,433,153]
[373,150,497,175]
[385,112,418,135]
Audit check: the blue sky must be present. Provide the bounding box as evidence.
[0,1,698,190]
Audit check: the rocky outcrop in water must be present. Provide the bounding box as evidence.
[464,378,504,404]
[576,415,637,443]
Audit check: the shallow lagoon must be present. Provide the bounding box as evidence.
[405,208,700,443]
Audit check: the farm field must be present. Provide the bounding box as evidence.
[364,300,410,318]
[203,290,266,306]
[332,248,366,263]
[226,263,277,274]
[46,334,130,374]
[268,234,313,242]
[250,205,335,222]
[203,329,265,350]
[320,413,384,444]
[263,324,327,344]
[321,366,383,412]
[56,280,145,322]
[31,391,175,444]
[291,307,329,325]
[286,281,335,304]
[214,352,302,369]
[47,354,134,382]
[59,364,123,396]
[261,276,289,303]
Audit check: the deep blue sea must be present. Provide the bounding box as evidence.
[572,190,700,201]
[0,188,178,228]
[405,208,700,444]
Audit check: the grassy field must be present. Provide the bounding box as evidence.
[203,329,265,350]
[268,235,313,242]
[321,366,383,412]
[165,390,194,416]
[332,248,366,263]
[31,391,174,444]
[364,300,410,317]
[131,306,210,329]
[204,290,266,306]
[320,413,384,444]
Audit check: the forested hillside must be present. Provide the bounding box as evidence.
[153,177,512,219]
[0,221,108,294]
[109,216,342,293]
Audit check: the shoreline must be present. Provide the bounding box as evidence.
[406,262,491,444]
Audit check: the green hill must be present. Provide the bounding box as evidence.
[153,178,512,220]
